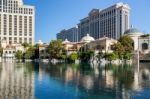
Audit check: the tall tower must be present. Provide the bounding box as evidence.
[0,0,35,45]
[99,2,130,39]
[78,2,130,40]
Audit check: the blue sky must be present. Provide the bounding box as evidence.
[24,0,150,43]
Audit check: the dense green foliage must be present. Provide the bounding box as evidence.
[48,40,63,59]
[15,50,23,60]
[33,44,39,59]
[119,35,134,53]
[105,52,118,62]
[123,52,132,60]
[78,50,94,61]
[24,44,39,59]
[69,53,78,62]
[0,44,3,56]
[113,42,125,59]
[14,43,39,60]
[112,36,133,61]
[22,42,31,48]
[24,47,34,59]
[140,34,150,37]
[0,48,3,56]
[96,51,104,61]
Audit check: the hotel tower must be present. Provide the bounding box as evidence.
[57,2,130,41]
[0,0,35,45]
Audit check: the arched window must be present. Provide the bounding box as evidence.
[142,43,148,50]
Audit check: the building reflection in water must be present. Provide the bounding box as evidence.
[0,62,35,99]
[2,62,150,99]
[38,62,150,99]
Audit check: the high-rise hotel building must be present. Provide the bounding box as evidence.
[57,2,130,41]
[57,26,78,42]
[78,2,130,40]
[0,0,35,45]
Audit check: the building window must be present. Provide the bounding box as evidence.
[142,43,148,50]
[19,16,22,36]
[24,16,27,36]
[24,38,27,42]
[4,37,6,40]
[29,38,32,44]
[9,37,12,44]
[14,37,17,43]
[4,14,7,35]
[14,15,17,36]
[19,38,22,43]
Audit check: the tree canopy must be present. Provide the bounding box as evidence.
[48,40,63,59]
[22,42,30,48]
[69,53,78,62]
[105,53,118,62]
[24,47,35,59]
[113,42,125,59]
[15,50,23,60]
[119,35,134,53]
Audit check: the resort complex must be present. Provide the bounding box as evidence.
[0,1,150,99]
[0,1,149,63]
[39,27,150,63]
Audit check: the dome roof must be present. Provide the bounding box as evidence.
[81,34,95,43]
[62,39,70,44]
[124,28,144,36]
[124,28,141,34]
[37,40,43,45]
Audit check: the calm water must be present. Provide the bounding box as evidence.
[0,62,150,99]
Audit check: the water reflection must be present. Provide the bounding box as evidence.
[37,63,150,99]
[0,62,35,99]
[0,62,150,99]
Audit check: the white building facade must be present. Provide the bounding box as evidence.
[58,2,130,42]
[0,0,35,45]
[78,2,130,40]
[124,28,150,54]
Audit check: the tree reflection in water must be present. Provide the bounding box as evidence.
[37,62,150,99]
[0,62,150,99]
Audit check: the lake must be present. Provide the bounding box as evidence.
[0,62,150,99]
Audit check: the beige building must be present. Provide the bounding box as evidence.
[39,43,49,59]
[0,0,35,45]
[62,39,84,55]
[39,34,117,60]
[1,39,25,60]
[124,28,150,54]
[62,34,117,54]
[82,37,117,53]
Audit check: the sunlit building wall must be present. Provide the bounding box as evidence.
[57,2,130,41]
[78,2,130,40]
[0,0,35,45]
